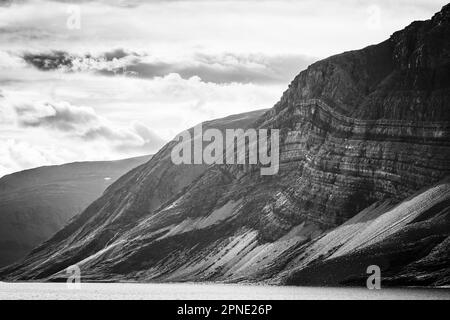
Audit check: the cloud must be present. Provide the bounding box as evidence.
[0,139,66,177]
[9,0,448,11]
[5,96,165,154]
[0,70,281,176]
[0,50,27,69]
[14,100,98,131]
[0,58,284,140]
[1,0,447,59]
[0,73,280,179]
[116,122,165,153]
[21,49,315,84]
[0,0,14,7]
[22,50,73,70]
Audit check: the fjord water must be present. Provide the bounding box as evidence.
[0,282,449,300]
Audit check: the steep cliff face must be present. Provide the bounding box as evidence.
[2,5,450,285]
[274,4,450,122]
[0,155,151,268]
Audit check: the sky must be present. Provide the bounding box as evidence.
[0,0,447,177]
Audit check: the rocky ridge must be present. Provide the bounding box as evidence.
[0,155,151,267]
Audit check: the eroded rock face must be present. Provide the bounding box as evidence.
[2,5,450,285]
[282,177,450,287]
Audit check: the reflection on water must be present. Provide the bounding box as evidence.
[0,282,449,300]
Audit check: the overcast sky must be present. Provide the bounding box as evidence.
[0,0,447,177]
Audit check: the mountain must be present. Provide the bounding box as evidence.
[0,109,267,278]
[2,5,450,286]
[0,155,151,268]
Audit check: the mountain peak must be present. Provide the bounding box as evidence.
[434,3,450,19]
[272,4,450,122]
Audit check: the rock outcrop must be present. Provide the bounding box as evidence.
[281,176,450,287]
[2,5,450,286]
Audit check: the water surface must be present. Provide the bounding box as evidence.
[0,282,449,300]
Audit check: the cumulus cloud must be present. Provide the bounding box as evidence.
[3,95,165,154]
[14,100,98,131]
[0,91,167,177]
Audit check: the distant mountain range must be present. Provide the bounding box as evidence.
[0,155,151,267]
[1,5,450,286]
